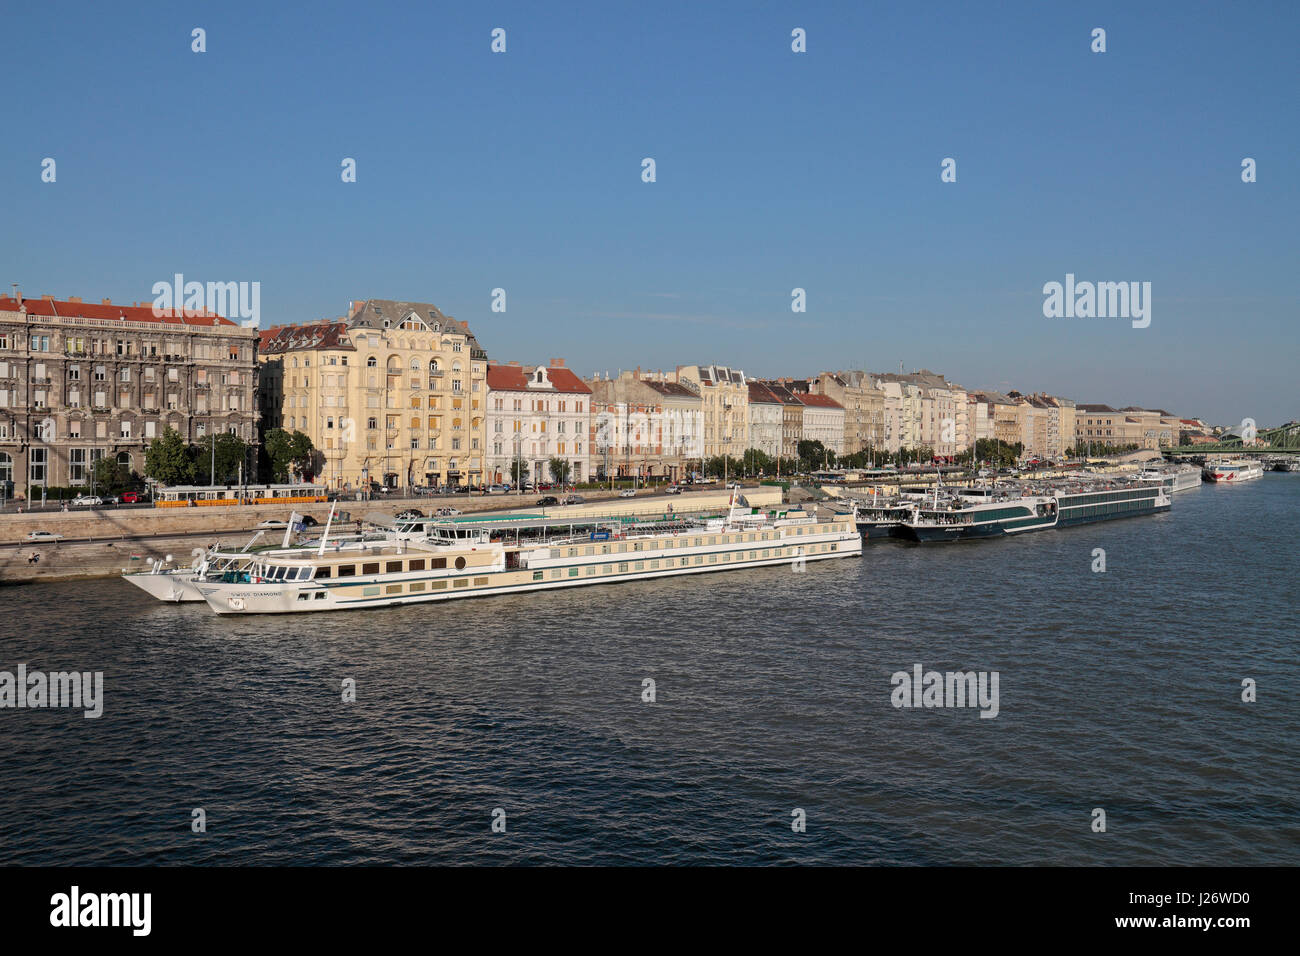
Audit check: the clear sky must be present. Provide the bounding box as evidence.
[4,0,1296,426]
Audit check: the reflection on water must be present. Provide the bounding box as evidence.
[1,478,1297,864]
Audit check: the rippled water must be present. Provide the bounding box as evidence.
[1,477,1297,865]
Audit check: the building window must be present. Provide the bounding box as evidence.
[29,447,47,484]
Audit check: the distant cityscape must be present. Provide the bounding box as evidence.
[0,289,1285,497]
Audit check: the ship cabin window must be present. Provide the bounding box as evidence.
[408,559,426,571]
[618,562,628,573]
[551,569,562,579]
[362,562,380,575]
[585,566,596,575]
[337,565,356,577]
[474,577,488,586]
[410,582,425,592]
[431,558,447,570]
[316,566,331,579]
[455,556,467,570]
[385,561,403,573]
[533,571,543,580]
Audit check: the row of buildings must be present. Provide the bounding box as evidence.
[0,289,1204,496]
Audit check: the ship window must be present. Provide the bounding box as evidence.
[680,557,689,566]
[551,569,562,579]
[362,563,380,575]
[337,565,356,577]
[431,581,447,590]
[386,584,402,594]
[410,582,426,592]
[455,556,467,570]
[618,562,628,573]
[568,568,579,577]
[602,565,611,574]
[363,587,380,596]
[316,566,331,579]
[314,591,327,600]
[432,558,447,570]
[385,561,403,573]
[635,562,644,571]
[454,578,469,588]
[585,566,596,575]
[475,577,488,586]
[533,571,543,581]
[408,559,426,571]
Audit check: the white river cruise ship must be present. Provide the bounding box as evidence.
[193,501,861,615]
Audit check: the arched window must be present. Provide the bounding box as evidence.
[386,357,400,372]
[410,358,420,371]
[367,356,377,367]
[430,359,440,372]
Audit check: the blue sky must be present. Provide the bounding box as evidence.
[4,1,1296,425]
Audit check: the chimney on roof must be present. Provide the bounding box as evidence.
[101,298,111,305]
[68,296,82,303]
[10,284,20,306]
[42,294,54,300]
[551,358,565,367]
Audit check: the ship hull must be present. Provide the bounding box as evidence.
[196,540,861,615]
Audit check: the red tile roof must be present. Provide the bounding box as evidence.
[0,295,237,327]
[258,322,353,352]
[795,392,844,410]
[487,364,592,394]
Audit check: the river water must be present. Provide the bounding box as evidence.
[1,476,1296,865]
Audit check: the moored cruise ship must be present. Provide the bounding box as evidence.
[193,501,861,614]
[1202,458,1265,483]
[1135,463,1202,493]
[897,482,1171,543]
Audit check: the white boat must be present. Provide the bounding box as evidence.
[1136,463,1202,493]
[1202,459,1265,483]
[121,514,391,602]
[193,498,862,615]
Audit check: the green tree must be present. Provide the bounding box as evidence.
[262,428,294,482]
[547,457,572,485]
[509,456,530,486]
[193,432,250,485]
[144,426,194,486]
[288,430,316,479]
[93,456,130,493]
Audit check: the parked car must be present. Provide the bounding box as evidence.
[619,489,636,498]
[434,506,461,517]
[536,496,559,507]
[665,485,682,494]
[396,509,425,520]
[120,491,142,504]
[561,494,585,505]
[488,484,510,495]
[71,495,104,507]
[256,518,290,529]
[726,481,741,489]
[26,530,64,541]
